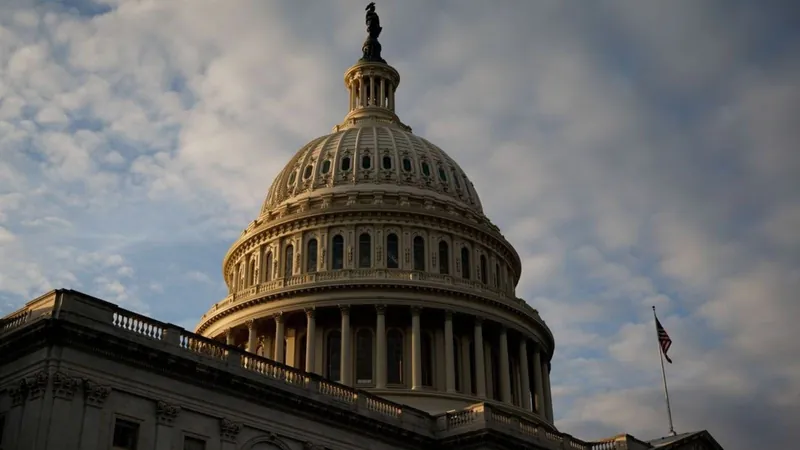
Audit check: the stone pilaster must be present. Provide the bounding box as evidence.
[78,379,111,450]
[18,370,48,449]
[220,418,242,450]
[274,314,285,364]
[411,306,422,390]
[155,400,181,450]
[340,305,352,385]
[305,309,316,373]
[444,310,455,393]
[473,317,486,398]
[246,319,258,353]
[47,372,81,448]
[375,305,387,388]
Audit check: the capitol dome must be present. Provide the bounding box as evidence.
[196,6,556,427]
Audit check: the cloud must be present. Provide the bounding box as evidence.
[0,1,798,449]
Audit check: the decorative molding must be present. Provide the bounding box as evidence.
[26,370,48,400]
[246,319,256,330]
[83,379,111,408]
[305,308,316,318]
[10,379,27,407]
[375,304,386,315]
[220,418,242,442]
[339,304,351,315]
[52,371,79,400]
[156,400,181,426]
[273,312,284,324]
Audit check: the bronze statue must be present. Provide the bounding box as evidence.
[365,2,382,39]
[360,2,385,63]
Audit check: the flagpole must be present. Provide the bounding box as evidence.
[653,306,676,436]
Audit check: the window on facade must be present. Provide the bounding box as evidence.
[382,155,392,170]
[421,161,431,177]
[402,157,412,172]
[387,329,404,384]
[248,259,256,286]
[340,156,351,171]
[288,171,297,185]
[413,236,425,271]
[453,337,462,392]
[264,252,273,281]
[326,330,341,382]
[358,233,371,268]
[460,247,470,280]
[332,235,344,269]
[355,329,374,384]
[112,418,139,450]
[284,245,294,278]
[421,332,434,387]
[480,255,488,284]
[307,239,318,273]
[361,154,372,169]
[303,165,313,179]
[438,167,448,182]
[321,159,331,174]
[183,436,206,450]
[386,233,399,268]
[439,241,450,275]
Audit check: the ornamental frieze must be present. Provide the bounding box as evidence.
[84,379,111,408]
[52,371,80,400]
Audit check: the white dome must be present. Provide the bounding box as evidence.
[261,125,484,216]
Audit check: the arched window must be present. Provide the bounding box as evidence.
[453,337,461,392]
[402,157,412,172]
[361,154,371,169]
[332,235,344,270]
[264,252,273,281]
[413,236,425,271]
[284,245,294,278]
[340,156,351,171]
[382,155,392,170]
[387,329,404,384]
[438,241,450,275]
[421,332,434,387]
[386,233,399,268]
[321,159,331,174]
[358,233,371,268]
[307,239,318,273]
[355,329,374,384]
[480,255,488,284]
[326,330,341,382]
[461,247,471,280]
[248,258,256,286]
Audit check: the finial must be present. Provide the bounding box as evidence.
[360,2,385,63]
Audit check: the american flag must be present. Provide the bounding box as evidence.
[655,316,673,364]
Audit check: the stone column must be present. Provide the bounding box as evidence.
[246,320,257,353]
[473,317,486,398]
[444,310,455,393]
[380,78,386,107]
[274,314,285,364]
[225,328,235,346]
[533,344,545,417]
[519,339,532,411]
[340,305,352,385]
[376,305,387,388]
[543,361,554,423]
[360,76,366,108]
[305,309,316,373]
[155,400,181,450]
[78,379,111,450]
[411,306,422,390]
[499,327,512,403]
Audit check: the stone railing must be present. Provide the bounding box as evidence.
[201,268,540,323]
[434,402,593,450]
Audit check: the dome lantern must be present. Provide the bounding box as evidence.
[336,3,411,132]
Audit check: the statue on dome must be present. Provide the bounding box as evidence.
[360,2,386,63]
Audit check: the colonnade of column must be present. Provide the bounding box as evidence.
[349,74,395,112]
[229,305,554,423]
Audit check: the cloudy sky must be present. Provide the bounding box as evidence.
[1,0,798,447]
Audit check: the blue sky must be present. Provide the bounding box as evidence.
[1,0,799,448]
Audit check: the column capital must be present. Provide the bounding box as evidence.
[474,316,485,325]
[305,308,316,318]
[411,306,422,316]
[273,313,284,324]
[445,309,454,320]
[375,304,387,315]
[339,304,351,315]
[245,319,256,330]
[225,327,233,337]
